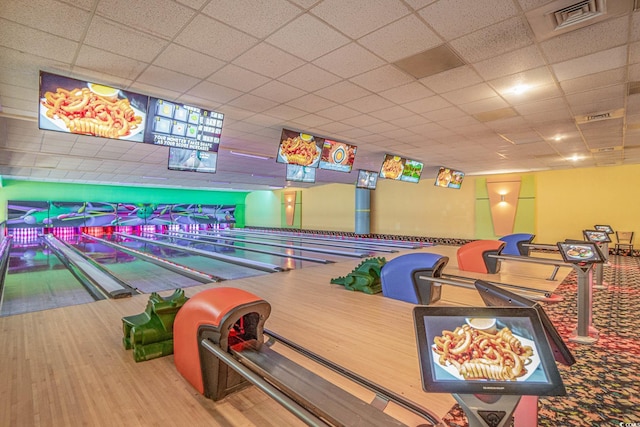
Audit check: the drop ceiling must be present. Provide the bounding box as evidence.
[1,0,640,191]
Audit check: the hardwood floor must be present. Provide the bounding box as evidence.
[0,246,568,426]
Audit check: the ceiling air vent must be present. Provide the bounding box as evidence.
[552,0,605,30]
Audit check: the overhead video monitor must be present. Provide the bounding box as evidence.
[277,128,322,167]
[474,280,575,366]
[435,166,465,189]
[286,164,316,183]
[583,230,612,244]
[319,139,356,172]
[413,305,566,396]
[556,241,604,264]
[379,154,424,183]
[356,170,378,190]
[594,224,613,234]
[168,147,217,173]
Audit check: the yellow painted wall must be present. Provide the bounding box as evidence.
[299,184,356,231]
[371,177,476,238]
[535,164,640,244]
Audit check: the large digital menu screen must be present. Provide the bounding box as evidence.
[413,306,566,396]
[39,72,148,142]
[168,147,217,173]
[319,139,356,172]
[144,97,223,152]
[39,71,224,152]
[379,154,424,183]
[435,166,465,189]
[277,128,322,167]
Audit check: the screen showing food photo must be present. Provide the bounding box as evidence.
[594,224,614,234]
[168,147,217,173]
[583,230,612,243]
[379,154,405,180]
[39,71,148,142]
[557,242,604,264]
[277,128,322,167]
[435,167,465,189]
[144,97,223,152]
[356,170,378,189]
[400,159,424,183]
[413,306,566,396]
[319,139,356,172]
[286,164,316,183]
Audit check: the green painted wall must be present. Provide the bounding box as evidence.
[244,191,281,227]
[0,179,248,227]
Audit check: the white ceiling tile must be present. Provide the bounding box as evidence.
[313,81,372,103]
[473,45,545,81]
[422,106,467,122]
[349,65,414,92]
[286,94,337,113]
[75,46,148,82]
[458,96,509,115]
[310,0,411,39]
[566,84,626,110]
[202,0,301,39]
[207,65,272,93]
[559,68,626,95]
[450,17,534,63]
[278,63,342,91]
[344,95,395,114]
[0,0,90,40]
[340,114,383,127]
[552,46,628,81]
[0,19,78,63]
[541,16,629,63]
[227,94,279,113]
[153,44,225,79]
[187,80,243,104]
[175,15,258,62]
[442,82,498,105]
[137,66,200,93]
[267,14,350,61]
[403,95,452,114]
[291,114,335,128]
[419,0,519,40]
[234,43,306,79]
[251,81,306,103]
[379,82,435,104]
[313,43,386,79]
[84,16,166,63]
[96,0,195,38]
[264,104,308,121]
[358,15,442,62]
[317,105,361,121]
[419,66,483,93]
[369,105,414,121]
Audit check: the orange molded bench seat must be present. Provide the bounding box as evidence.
[457,240,505,274]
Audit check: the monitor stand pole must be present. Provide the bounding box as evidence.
[593,242,608,289]
[453,394,521,427]
[569,264,599,344]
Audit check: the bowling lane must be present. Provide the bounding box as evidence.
[1,239,96,316]
[69,236,206,293]
[153,232,366,269]
[108,234,270,280]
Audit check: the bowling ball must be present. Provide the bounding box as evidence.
[23,215,36,225]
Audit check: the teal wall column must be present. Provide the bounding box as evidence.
[355,188,370,234]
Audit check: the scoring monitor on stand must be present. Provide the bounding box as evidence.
[557,241,605,344]
[414,306,566,427]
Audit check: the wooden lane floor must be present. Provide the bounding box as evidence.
[0,245,570,426]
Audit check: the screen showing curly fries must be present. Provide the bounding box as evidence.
[39,72,148,142]
[432,322,535,381]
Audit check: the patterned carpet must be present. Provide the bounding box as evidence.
[442,255,640,427]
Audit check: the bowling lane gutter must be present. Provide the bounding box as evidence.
[170,231,368,258]
[115,233,284,273]
[81,234,223,283]
[44,235,137,299]
[0,237,12,306]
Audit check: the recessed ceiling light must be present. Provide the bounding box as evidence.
[568,154,582,162]
[509,84,530,95]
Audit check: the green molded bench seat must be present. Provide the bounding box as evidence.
[122,289,189,362]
